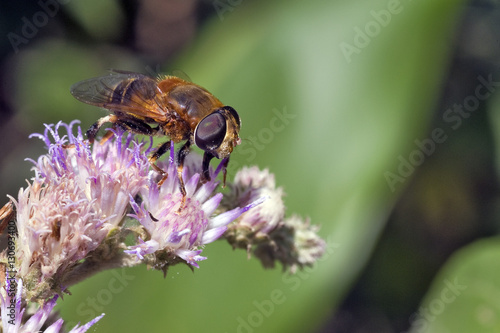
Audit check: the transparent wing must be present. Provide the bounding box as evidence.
[70,71,167,121]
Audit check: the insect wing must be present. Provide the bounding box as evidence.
[70,72,167,121]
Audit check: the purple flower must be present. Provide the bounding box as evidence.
[126,143,264,269]
[28,121,150,228]
[0,278,104,333]
[8,121,149,295]
[0,117,324,333]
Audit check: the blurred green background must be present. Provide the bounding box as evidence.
[2,0,500,332]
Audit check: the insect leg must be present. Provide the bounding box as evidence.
[86,114,118,143]
[149,140,172,187]
[115,118,159,136]
[176,141,192,211]
[99,117,160,145]
[221,156,230,188]
[111,118,173,185]
[201,152,215,183]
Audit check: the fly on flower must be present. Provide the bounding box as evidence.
[70,70,242,202]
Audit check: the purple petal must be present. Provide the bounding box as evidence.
[167,228,190,244]
[214,157,229,178]
[195,180,219,203]
[124,247,145,260]
[184,173,200,196]
[23,294,58,332]
[209,196,267,229]
[201,226,227,244]
[44,318,64,333]
[176,249,206,268]
[169,141,175,165]
[201,193,223,217]
[68,313,105,333]
[125,239,159,260]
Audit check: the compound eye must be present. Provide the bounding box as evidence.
[195,112,227,151]
[224,106,241,128]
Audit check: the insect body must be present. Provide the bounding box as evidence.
[70,70,241,201]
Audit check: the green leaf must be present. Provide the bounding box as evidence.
[409,238,500,333]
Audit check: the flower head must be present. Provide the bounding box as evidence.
[27,121,150,227]
[221,166,285,248]
[8,121,150,298]
[231,166,285,235]
[126,142,263,270]
[221,165,325,272]
[254,215,326,273]
[0,116,324,333]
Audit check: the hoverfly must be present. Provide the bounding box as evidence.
[70,70,241,203]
